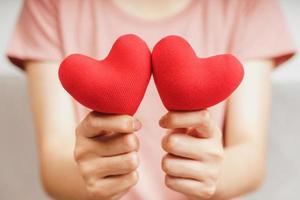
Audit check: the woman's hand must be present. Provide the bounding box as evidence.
[160,110,224,199]
[74,111,141,200]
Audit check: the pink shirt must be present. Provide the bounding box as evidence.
[7,0,295,199]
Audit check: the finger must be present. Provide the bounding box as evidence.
[86,151,139,178]
[159,110,214,138]
[102,171,138,196]
[162,154,218,181]
[168,128,188,134]
[77,111,141,138]
[86,171,138,199]
[75,133,139,158]
[165,175,216,199]
[159,110,210,128]
[109,190,130,200]
[188,124,219,139]
[162,133,223,160]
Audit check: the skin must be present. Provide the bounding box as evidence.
[22,1,273,199]
[111,0,193,21]
[25,58,272,200]
[160,110,224,199]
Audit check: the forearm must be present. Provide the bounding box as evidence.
[25,62,89,199]
[208,60,272,200]
[39,137,89,200]
[210,142,265,200]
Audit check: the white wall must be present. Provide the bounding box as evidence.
[0,0,299,81]
[0,0,23,75]
[273,0,300,82]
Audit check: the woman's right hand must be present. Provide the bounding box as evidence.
[74,111,141,200]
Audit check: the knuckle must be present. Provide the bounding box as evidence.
[87,185,110,200]
[214,127,223,139]
[120,117,134,132]
[123,134,139,152]
[75,126,81,137]
[78,163,94,181]
[209,149,224,161]
[206,170,219,181]
[73,146,86,162]
[161,155,172,173]
[200,110,211,125]
[165,176,174,189]
[200,185,216,199]
[125,152,139,171]
[164,135,178,152]
[128,171,139,186]
[167,113,179,126]
[85,113,99,130]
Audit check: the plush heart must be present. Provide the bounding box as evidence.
[59,34,151,115]
[152,35,244,111]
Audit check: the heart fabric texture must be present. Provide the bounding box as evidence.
[152,35,244,111]
[59,34,151,115]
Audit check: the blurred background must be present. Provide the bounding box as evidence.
[0,0,299,199]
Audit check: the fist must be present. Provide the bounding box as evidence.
[160,110,224,199]
[74,112,141,200]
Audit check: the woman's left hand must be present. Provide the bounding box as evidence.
[160,110,224,199]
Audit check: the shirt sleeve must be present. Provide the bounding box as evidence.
[230,0,296,66]
[6,0,62,70]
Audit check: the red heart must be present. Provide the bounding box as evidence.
[152,36,244,111]
[59,34,151,115]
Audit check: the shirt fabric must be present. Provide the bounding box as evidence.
[6,0,296,199]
